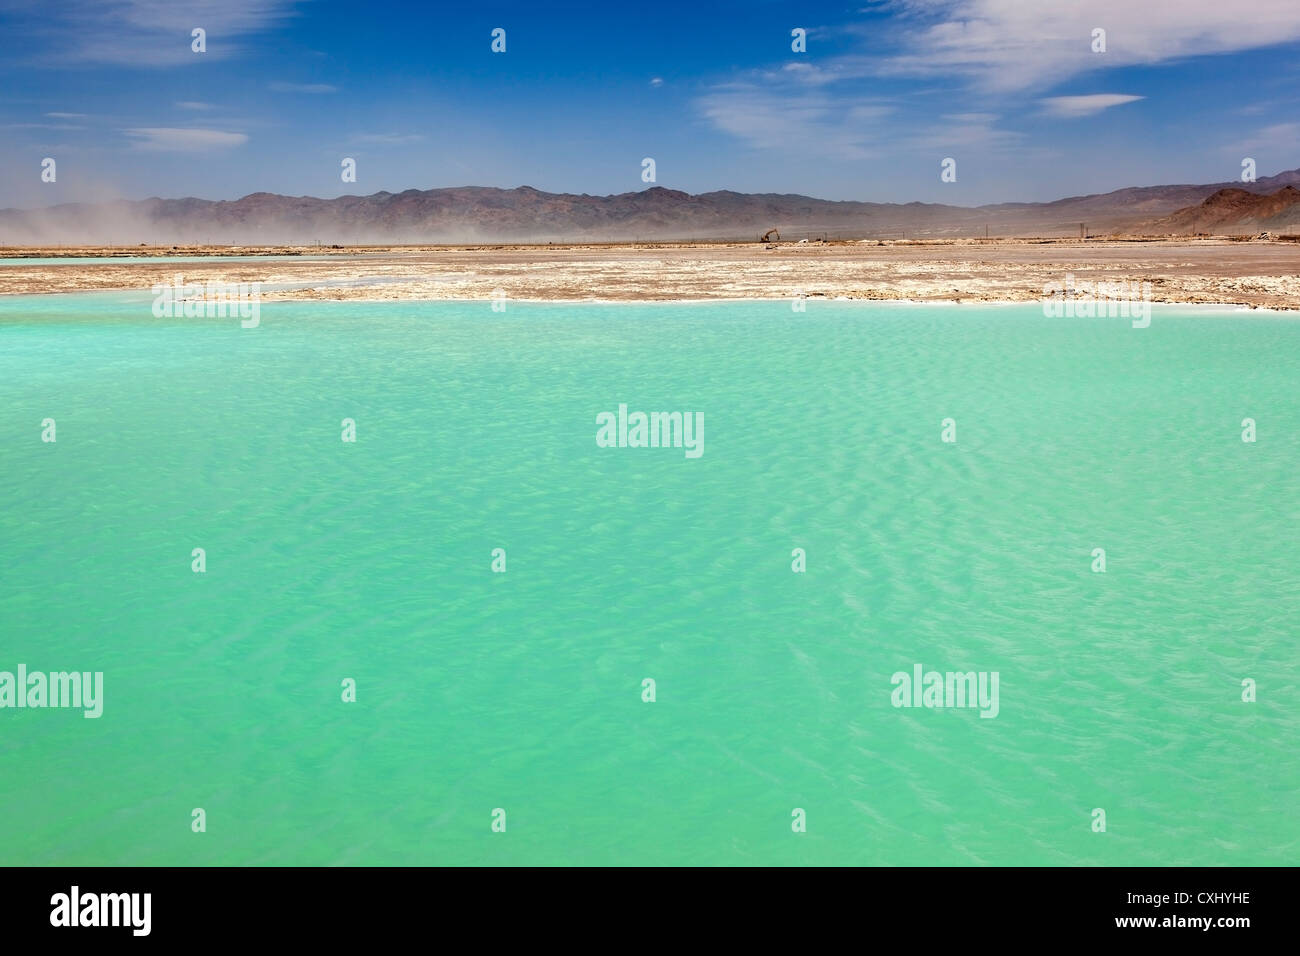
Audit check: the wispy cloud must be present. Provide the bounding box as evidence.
[1228,122,1300,156]
[8,0,308,67]
[351,133,424,145]
[767,62,839,86]
[696,72,1017,161]
[696,1,1296,164]
[175,101,215,110]
[269,82,337,93]
[45,111,88,119]
[1,122,86,131]
[123,128,249,151]
[880,0,1300,92]
[696,84,893,160]
[1040,94,1144,118]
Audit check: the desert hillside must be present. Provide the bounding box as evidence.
[1146,186,1300,235]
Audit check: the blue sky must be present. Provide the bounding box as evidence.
[2,0,1299,208]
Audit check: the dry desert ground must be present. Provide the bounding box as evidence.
[1,237,1297,308]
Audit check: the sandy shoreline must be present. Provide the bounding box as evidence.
[1,238,1297,309]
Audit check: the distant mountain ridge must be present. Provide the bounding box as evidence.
[1148,185,1300,235]
[3,169,1299,244]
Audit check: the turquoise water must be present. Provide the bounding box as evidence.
[1,295,1297,866]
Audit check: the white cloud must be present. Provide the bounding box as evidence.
[696,1,1298,163]
[175,101,215,110]
[124,128,249,151]
[1040,94,1144,118]
[45,112,88,119]
[772,62,837,86]
[15,0,307,66]
[650,77,664,87]
[882,0,1300,92]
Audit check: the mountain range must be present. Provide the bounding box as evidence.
[4,170,1299,244]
